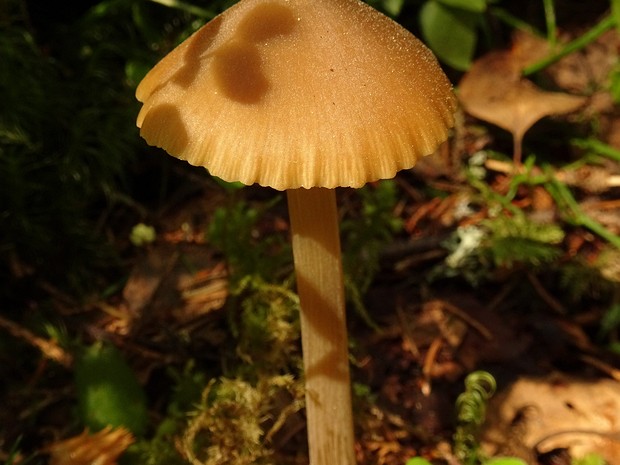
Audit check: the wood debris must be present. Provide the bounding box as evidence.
[44,426,134,465]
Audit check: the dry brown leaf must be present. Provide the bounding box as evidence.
[459,37,586,164]
[508,29,552,68]
[45,427,135,465]
[481,374,620,464]
[122,246,179,316]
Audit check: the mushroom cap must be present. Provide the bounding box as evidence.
[136,0,456,190]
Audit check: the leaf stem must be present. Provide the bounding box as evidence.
[523,14,616,75]
[545,167,620,248]
[571,138,620,162]
[542,0,557,46]
[489,7,543,37]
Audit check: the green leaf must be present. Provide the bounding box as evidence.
[382,0,405,16]
[484,458,528,465]
[406,458,433,465]
[437,0,487,13]
[212,175,246,190]
[125,60,152,88]
[612,0,620,33]
[608,64,620,103]
[419,1,479,70]
[75,343,148,435]
[572,138,620,162]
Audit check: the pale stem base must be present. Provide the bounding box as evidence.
[287,187,356,465]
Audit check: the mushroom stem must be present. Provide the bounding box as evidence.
[287,187,356,465]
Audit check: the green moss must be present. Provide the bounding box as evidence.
[75,343,148,436]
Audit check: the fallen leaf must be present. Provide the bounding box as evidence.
[45,426,135,465]
[508,29,552,68]
[481,374,620,464]
[459,34,586,164]
[122,246,179,316]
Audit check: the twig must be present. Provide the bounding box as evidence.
[395,299,420,358]
[583,199,620,210]
[0,315,72,368]
[436,300,493,341]
[147,0,215,18]
[421,337,443,396]
[579,354,620,381]
[405,197,442,233]
[527,272,567,314]
[486,280,519,313]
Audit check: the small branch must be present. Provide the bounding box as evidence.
[527,272,567,314]
[147,0,215,18]
[580,354,620,381]
[0,315,72,368]
[421,337,443,396]
[395,300,420,358]
[438,300,493,341]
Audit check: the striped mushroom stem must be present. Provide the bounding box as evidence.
[287,187,354,465]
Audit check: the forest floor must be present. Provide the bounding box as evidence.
[2,8,620,465]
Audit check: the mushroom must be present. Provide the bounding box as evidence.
[135,1,456,464]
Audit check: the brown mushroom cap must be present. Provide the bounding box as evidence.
[136,0,456,190]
